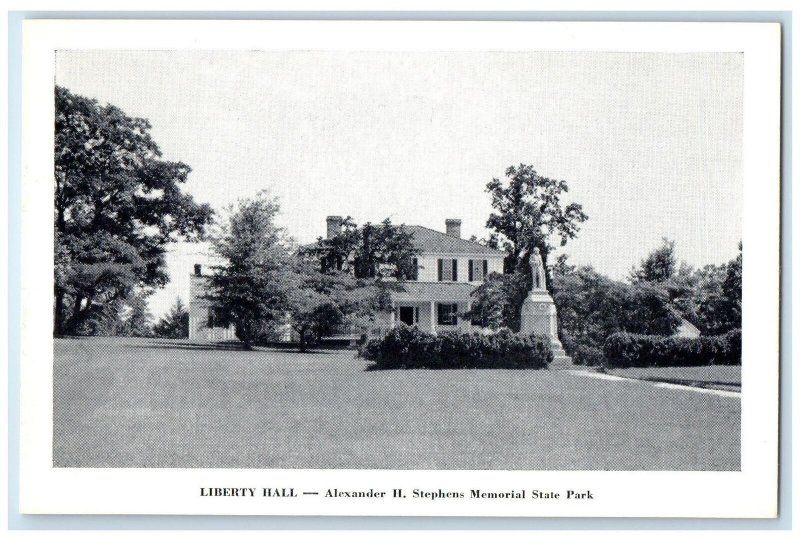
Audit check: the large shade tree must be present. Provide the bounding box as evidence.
[486,163,588,281]
[208,195,389,351]
[54,86,213,335]
[467,164,588,330]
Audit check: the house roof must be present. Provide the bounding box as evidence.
[390,281,477,303]
[403,225,505,256]
[304,224,506,257]
[675,318,702,337]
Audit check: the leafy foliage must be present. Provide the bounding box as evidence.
[485,163,588,279]
[358,326,552,370]
[73,290,152,337]
[467,164,588,329]
[152,297,190,339]
[306,217,420,279]
[284,257,384,351]
[552,264,682,357]
[629,238,677,283]
[206,192,292,347]
[125,294,154,337]
[54,86,212,335]
[632,240,742,335]
[208,194,387,350]
[464,272,529,331]
[569,345,607,367]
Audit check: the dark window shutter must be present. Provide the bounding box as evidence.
[452,259,458,281]
[437,259,443,281]
[483,259,488,279]
[411,258,418,280]
[468,259,474,281]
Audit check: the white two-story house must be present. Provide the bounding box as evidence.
[324,216,507,334]
[186,216,507,341]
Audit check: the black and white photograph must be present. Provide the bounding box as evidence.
[17,19,781,518]
[51,47,745,471]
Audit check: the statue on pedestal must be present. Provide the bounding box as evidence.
[520,246,572,368]
[530,247,547,291]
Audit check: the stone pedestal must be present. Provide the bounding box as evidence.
[520,289,573,369]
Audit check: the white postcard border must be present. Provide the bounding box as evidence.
[19,20,781,517]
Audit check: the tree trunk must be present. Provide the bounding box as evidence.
[298,330,306,353]
[65,295,89,335]
[54,288,65,335]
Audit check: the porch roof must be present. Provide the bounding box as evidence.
[390,281,476,303]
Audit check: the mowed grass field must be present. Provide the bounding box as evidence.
[53,337,740,470]
[608,366,741,387]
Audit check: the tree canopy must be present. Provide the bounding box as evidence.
[285,257,382,351]
[307,217,420,280]
[485,163,588,279]
[552,263,682,359]
[206,192,292,347]
[630,239,742,335]
[54,86,213,335]
[207,195,391,350]
[629,238,677,283]
[467,164,588,329]
[152,297,190,339]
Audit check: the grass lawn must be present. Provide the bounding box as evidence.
[54,337,740,470]
[607,366,741,389]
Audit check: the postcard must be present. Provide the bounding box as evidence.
[18,19,780,517]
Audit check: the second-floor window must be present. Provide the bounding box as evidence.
[437,258,458,281]
[468,259,489,281]
[408,257,418,281]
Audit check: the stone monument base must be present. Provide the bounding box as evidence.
[520,289,573,370]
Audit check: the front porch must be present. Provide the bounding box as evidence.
[386,281,480,334]
[388,300,475,334]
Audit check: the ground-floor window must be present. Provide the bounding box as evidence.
[207,306,227,328]
[398,306,419,325]
[437,303,458,326]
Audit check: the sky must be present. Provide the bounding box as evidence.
[55,50,743,318]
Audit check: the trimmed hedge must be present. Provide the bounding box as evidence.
[358,325,552,370]
[571,345,607,367]
[603,329,741,368]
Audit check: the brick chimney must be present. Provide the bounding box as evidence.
[326,216,343,239]
[445,218,462,238]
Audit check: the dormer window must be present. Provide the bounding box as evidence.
[437,258,458,281]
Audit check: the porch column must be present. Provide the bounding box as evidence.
[429,301,436,333]
[389,304,396,328]
[466,301,472,329]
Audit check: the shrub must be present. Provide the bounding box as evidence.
[357,325,552,370]
[572,345,607,367]
[603,330,741,368]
